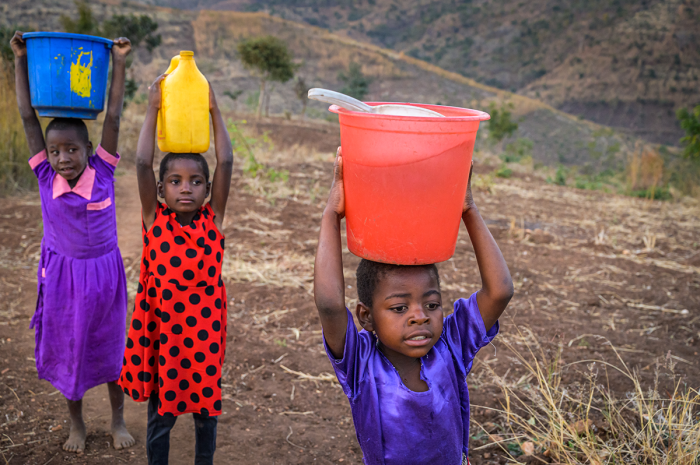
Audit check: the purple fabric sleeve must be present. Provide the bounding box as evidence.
[443,293,499,375]
[323,309,373,398]
[28,150,54,185]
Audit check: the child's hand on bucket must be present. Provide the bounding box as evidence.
[10,31,26,57]
[463,161,476,214]
[325,147,345,219]
[208,82,218,112]
[111,37,132,60]
[147,74,167,109]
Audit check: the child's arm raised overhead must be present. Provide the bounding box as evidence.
[100,38,131,156]
[136,75,166,231]
[11,32,44,157]
[313,149,348,359]
[207,84,233,230]
[462,164,514,330]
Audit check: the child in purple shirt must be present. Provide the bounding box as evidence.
[314,149,514,465]
[11,31,135,454]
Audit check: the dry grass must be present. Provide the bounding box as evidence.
[626,144,665,197]
[0,66,35,195]
[221,246,314,293]
[479,329,700,464]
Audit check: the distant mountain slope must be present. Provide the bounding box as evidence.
[128,0,700,146]
[3,0,639,174]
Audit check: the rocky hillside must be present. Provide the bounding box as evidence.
[3,0,644,174]
[128,0,700,146]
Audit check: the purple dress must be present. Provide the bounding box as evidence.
[324,293,499,465]
[29,146,127,401]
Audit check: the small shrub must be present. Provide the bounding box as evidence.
[472,172,495,193]
[628,187,672,201]
[227,119,288,188]
[495,165,512,178]
[338,62,372,100]
[500,137,533,163]
[487,101,518,143]
[267,168,289,183]
[553,165,567,185]
[677,105,700,159]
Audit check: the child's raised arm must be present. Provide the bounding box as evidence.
[136,75,165,231]
[100,38,131,156]
[461,164,514,330]
[11,32,45,157]
[313,149,348,358]
[207,84,233,230]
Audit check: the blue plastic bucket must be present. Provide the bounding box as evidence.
[23,32,113,120]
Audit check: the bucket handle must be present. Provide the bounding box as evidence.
[308,88,372,113]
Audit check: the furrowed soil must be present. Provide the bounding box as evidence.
[1,118,699,464]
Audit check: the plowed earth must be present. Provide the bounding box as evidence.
[1,120,699,464]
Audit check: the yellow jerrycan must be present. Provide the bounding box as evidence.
[156,55,179,146]
[157,51,210,153]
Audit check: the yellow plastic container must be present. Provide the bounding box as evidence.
[157,55,179,146]
[157,51,210,153]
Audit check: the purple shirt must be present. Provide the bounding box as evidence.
[324,293,498,465]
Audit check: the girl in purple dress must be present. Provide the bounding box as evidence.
[11,31,135,454]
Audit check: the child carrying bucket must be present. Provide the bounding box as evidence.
[314,147,514,464]
[11,32,134,453]
[119,73,233,465]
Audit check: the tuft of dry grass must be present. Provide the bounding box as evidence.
[478,329,700,464]
[626,144,665,197]
[221,247,314,293]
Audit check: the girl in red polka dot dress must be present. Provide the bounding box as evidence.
[119,74,233,465]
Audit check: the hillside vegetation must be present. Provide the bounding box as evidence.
[2,0,698,197]
[132,0,700,146]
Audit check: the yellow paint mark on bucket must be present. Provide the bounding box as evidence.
[70,51,93,98]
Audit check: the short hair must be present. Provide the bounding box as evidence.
[159,153,210,182]
[45,118,90,144]
[356,259,440,308]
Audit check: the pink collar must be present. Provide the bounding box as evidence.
[53,164,95,200]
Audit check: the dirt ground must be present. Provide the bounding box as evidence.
[1,119,699,464]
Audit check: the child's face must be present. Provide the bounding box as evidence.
[158,159,210,214]
[45,128,91,181]
[357,267,443,359]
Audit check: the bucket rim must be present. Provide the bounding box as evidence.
[23,32,113,47]
[329,102,490,122]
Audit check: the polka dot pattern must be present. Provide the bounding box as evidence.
[119,203,227,417]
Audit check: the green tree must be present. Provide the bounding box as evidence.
[677,105,700,159]
[100,14,162,105]
[60,2,162,106]
[487,101,518,143]
[294,76,310,117]
[338,62,371,100]
[60,1,98,35]
[0,26,33,72]
[100,14,161,53]
[237,36,296,118]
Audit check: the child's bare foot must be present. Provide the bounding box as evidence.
[111,419,135,450]
[106,381,135,449]
[63,420,86,453]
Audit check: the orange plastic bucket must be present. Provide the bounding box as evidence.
[330,103,490,265]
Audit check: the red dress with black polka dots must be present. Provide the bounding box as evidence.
[119,203,227,416]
